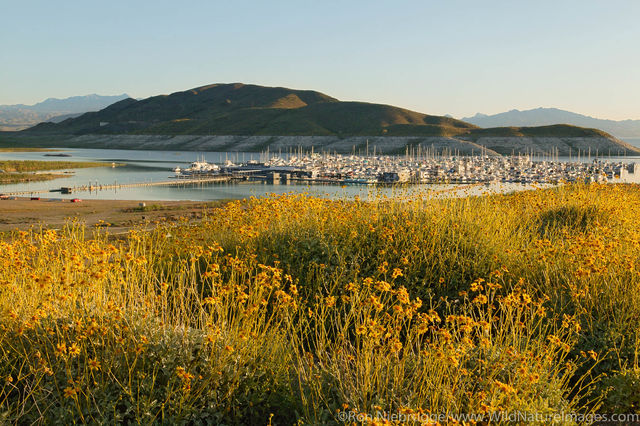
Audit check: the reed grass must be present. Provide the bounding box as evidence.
[0,160,109,184]
[0,160,106,172]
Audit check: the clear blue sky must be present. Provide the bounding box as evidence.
[2,0,639,119]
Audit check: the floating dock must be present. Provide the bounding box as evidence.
[1,175,233,197]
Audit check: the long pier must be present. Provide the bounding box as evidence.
[1,175,233,197]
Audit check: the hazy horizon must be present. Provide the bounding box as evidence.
[2,0,639,120]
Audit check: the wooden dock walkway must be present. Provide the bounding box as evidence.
[1,175,233,197]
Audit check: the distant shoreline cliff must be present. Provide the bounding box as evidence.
[3,133,637,157]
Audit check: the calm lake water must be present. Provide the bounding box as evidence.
[1,146,638,201]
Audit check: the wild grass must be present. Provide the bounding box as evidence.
[0,172,67,184]
[0,148,57,152]
[0,160,109,184]
[0,183,639,423]
[121,201,225,213]
[0,160,106,173]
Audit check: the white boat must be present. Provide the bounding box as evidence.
[175,157,220,176]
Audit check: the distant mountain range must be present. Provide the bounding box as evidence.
[0,94,129,131]
[462,108,640,138]
[27,84,615,140]
[9,83,638,156]
[28,83,481,137]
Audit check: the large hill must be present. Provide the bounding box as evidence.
[27,83,477,137]
[463,108,640,138]
[0,94,129,131]
[14,84,640,156]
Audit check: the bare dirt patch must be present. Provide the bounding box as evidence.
[0,198,225,233]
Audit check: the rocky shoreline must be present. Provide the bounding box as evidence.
[49,134,640,156]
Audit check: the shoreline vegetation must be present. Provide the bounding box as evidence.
[1,183,639,423]
[0,160,112,184]
[0,172,68,184]
[0,147,58,152]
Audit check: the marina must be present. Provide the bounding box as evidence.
[1,147,640,201]
[177,152,640,185]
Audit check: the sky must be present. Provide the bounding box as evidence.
[1,0,639,120]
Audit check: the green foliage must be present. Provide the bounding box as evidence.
[0,160,105,172]
[601,368,640,414]
[0,160,108,183]
[538,204,608,236]
[3,184,640,423]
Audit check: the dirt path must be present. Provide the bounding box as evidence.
[0,197,225,233]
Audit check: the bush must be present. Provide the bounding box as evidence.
[2,183,640,422]
[601,368,640,414]
[538,204,608,237]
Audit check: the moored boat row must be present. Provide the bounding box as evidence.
[173,153,640,185]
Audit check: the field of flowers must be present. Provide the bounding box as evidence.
[1,183,639,424]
